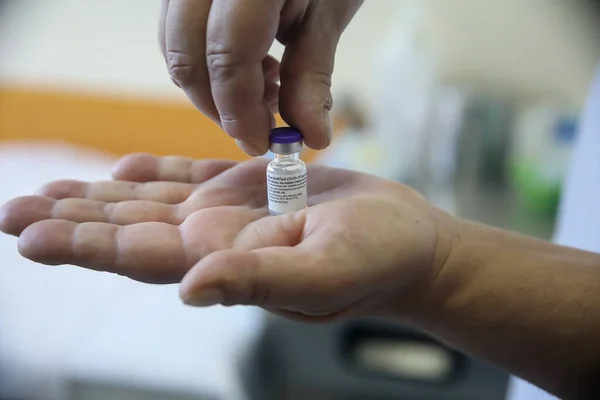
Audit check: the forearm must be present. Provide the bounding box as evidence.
[409,220,600,399]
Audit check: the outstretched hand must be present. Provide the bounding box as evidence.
[0,154,457,322]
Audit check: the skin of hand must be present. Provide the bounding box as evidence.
[0,153,458,322]
[4,154,600,397]
[159,0,364,156]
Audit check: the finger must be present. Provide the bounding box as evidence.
[36,180,193,204]
[0,196,54,236]
[158,0,169,59]
[18,220,189,284]
[187,157,268,189]
[179,203,378,315]
[112,153,237,184]
[0,196,181,235]
[180,246,372,320]
[180,246,361,319]
[206,0,283,154]
[232,211,305,250]
[265,308,342,324]
[165,0,219,122]
[278,1,362,150]
[179,248,318,309]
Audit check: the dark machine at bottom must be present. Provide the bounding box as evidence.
[240,315,509,400]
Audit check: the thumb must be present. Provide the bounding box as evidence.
[178,247,320,310]
[278,1,363,150]
[277,6,344,150]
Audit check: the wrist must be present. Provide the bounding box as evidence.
[400,220,519,330]
[378,206,465,324]
[407,217,472,327]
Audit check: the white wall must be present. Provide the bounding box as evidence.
[0,0,183,101]
[0,0,598,107]
[423,0,600,106]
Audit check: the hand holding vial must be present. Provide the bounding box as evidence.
[2,153,599,399]
[158,0,364,155]
[0,153,452,321]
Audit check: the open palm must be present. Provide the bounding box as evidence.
[0,154,447,321]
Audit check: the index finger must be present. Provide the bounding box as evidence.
[18,220,190,284]
[164,0,219,122]
[206,0,283,154]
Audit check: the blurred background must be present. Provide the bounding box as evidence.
[1,0,599,399]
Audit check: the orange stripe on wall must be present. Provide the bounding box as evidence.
[0,87,321,162]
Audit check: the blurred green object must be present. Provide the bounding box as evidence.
[509,115,578,221]
[510,161,562,218]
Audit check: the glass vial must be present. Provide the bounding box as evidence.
[267,127,308,215]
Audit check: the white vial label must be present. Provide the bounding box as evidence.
[267,170,308,214]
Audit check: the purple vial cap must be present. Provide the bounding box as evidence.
[269,127,303,144]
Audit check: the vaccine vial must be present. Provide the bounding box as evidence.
[267,127,308,215]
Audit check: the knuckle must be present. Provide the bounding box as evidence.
[206,44,245,82]
[281,67,332,89]
[36,180,82,199]
[311,69,333,88]
[190,159,234,184]
[218,113,239,127]
[166,50,200,87]
[220,265,265,308]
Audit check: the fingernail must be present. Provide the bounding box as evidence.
[235,139,265,157]
[182,288,224,307]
